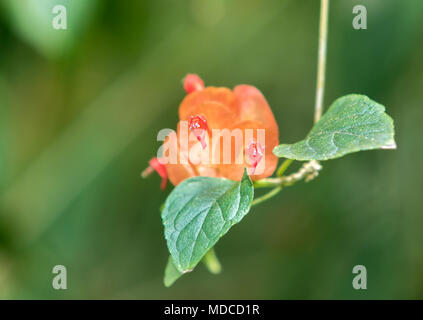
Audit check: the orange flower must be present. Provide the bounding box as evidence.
[145,74,279,188]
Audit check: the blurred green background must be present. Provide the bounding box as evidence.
[0,0,422,299]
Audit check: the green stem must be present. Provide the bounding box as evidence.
[202,248,222,274]
[252,160,322,206]
[252,0,329,206]
[253,178,280,189]
[276,158,293,177]
[314,0,329,124]
[251,186,282,207]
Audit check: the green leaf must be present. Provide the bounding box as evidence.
[163,256,182,287]
[273,95,396,161]
[161,169,253,273]
[163,249,222,287]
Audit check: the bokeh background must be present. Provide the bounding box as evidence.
[0,0,422,299]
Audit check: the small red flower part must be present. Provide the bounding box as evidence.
[145,74,280,188]
[142,158,167,190]
[246,140,264,175]
[183,74,205,93]
[188,114,208,149]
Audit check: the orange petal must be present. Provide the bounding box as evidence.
[233,85,278,130]
[162,131,196,186]
[166,162,196,186]
[181,87,235,110]
[217,120,279,181]
[180,101,237,131]
[166,122,220,185]
[179,87,237,127]
[177,120,220,178]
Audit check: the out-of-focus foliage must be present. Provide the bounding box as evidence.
[2,0,98,57]
[0,0,422,299]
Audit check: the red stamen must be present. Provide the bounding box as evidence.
[183,74,204,93]
[188,115,208,149]
[142,158,167,189]
[246,140,264,175]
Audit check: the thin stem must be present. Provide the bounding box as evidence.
[253,160,322,190]
[252,0,329,207]
[251,186,282,207]
[276,158,293,177]
[255,158,293,189]
[314,0,329,124]
[252,160,322,207]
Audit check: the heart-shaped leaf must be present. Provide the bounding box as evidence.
[273,95,396,161]
[161,169,253,273]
